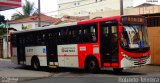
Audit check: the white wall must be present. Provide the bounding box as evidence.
[10,22,36,31]
[9,21,52,31]
[2,37,7,58]
[2,37,10,58]
[90,5,160,19]
[58,0,134,16]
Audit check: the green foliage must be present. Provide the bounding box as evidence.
[22,24,28,30]
[0,28,5,36]
[11,0,35,20]
[0,15,5,23]
[22,0,35,17]
[0,15,6,36]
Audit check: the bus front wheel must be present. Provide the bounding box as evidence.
[85,57,99,73]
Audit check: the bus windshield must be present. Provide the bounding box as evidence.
[121,25,149,51]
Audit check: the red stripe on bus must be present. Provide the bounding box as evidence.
[58,55,77,57]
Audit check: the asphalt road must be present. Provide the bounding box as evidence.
[19,68,160,83]
[0,59,160,83]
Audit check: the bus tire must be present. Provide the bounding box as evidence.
[31,57,40,70]
[113,68,123,73]
[85,57,99,73]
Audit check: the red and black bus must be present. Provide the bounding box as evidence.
[11,15,151,72]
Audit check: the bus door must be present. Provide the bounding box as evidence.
[46,31,58,65]
[17,35,26,64]
[100,20,118,66]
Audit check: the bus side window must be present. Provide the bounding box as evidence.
[68,26,75,43]
[60,29,64,44]
[63,28,68,43]
[84,24,97,43]
[79,26,86,42]
[71,28,76,43]
[78,28,83,43]
[42,33,45,45]
[83,28,89,42]
[79,25,89,43]
[103,26,109,36]
[90,25,97,42]
[111,26,118,37]
[30,33,34,45]
[77,23,97,43]
[37,33,41,45]
[58,30,61,44]
[34,32,38,45]
[68,28,72,43]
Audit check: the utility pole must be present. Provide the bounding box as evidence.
[120,0,123,15]
[38,0,41,27]
[6,21,9,58]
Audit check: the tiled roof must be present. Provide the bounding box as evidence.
[135,3,158,8]
[53,15,89,25]
[8,14,59,24]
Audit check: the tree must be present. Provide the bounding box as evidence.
[0,15,5,36]
[0,15,5,23]
[11,0,35,20]
[0,28,5,36]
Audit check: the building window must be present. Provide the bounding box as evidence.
[96,0,102,2]
[74,2,80,6]
[77,2,80,5]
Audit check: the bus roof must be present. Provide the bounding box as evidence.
[11,22,77,34]
[11,15,122,34]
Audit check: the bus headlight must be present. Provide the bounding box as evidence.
[121,52,132,60]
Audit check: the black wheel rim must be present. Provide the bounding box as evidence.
[89,60,96,70]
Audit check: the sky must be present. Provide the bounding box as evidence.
[0,0,58,20]
[0,0,159,20]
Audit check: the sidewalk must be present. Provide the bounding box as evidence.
[0,68,50,77]
[0,58,11,62]
[0,58,50,77]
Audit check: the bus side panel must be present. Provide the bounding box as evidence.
[25,46,47,66]
[57,44,79,68]
[78,44,101,69]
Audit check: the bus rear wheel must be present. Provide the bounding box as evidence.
[85,58,99,73]
[31,58,40,70]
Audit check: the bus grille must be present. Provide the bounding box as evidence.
[132,57,149,65]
